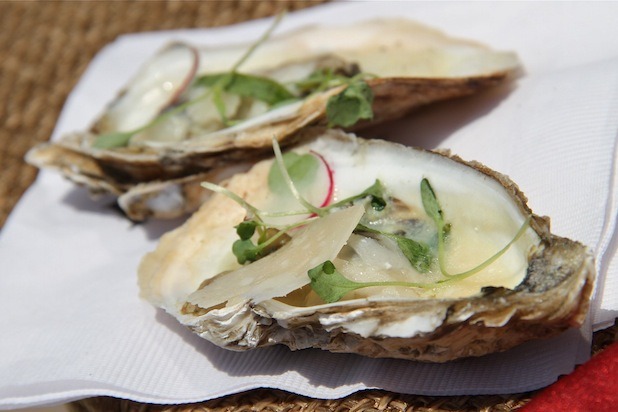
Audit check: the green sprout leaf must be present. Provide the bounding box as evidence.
[236,221,257,240]
[326,80,374,128]
[232,238,261,264]
[92,131,135,149]
[356,224,433,273]
[421,177,531,279]
[267,151,319,195]
[92,13,285,149]
[394,237,433,273]
[363,179,387,211]
[328,179,386,211]
[437,216,531,282]
[271,138,324,216]
[295,68,348,94]
[421,178,443,225]
[308,260,432,303]
[421,177,450,274]
[195,72,295,106]
[308,260,368,303]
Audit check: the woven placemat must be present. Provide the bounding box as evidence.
[0,0,328,229]
[1,2,615,411]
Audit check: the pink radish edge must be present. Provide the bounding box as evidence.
[167,44,200,107]
[310,149,335,209]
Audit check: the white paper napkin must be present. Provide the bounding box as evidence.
[1,2,617,409]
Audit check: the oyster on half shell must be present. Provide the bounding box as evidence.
[26,18,521,221]
[138,130,594,362]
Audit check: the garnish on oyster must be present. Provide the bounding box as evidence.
[138,130,594,362]
[26,18,521,221]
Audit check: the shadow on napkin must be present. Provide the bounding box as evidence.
[61,186,188,240]
[153,306,590,393]
[362,81,518,150]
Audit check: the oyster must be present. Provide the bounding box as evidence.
[26,18,521,220]
[138,130,594,362]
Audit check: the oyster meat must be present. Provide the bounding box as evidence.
[26,18,521,221]
[138,130,594,362]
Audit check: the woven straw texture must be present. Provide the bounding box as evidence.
[1,1,616,411]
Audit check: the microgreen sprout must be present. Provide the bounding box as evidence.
[308,260,436,304]
[267,151,319,196]
[329,179,386,211]
[355,224,432,273]
[200,138,388,265]
[271,137,324,217]
[309,213,529,303]
[420,178,531,279]
[201,173,322,265]
[293,68,376,128]
[93,12,286,148]
[232,216,320,264]
[326,79,374,128]
[307,178,533,303]
[93,11,377,149]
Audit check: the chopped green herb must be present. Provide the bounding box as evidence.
[326,80,374,128]
[267,151,319,195]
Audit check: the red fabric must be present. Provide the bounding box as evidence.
[521,341,618,411]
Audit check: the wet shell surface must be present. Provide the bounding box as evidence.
[26,18,521,220]
[138,130,594,362]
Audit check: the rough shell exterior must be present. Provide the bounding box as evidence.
[138,131,595,362]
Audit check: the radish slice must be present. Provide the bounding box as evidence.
[310,150,334,209]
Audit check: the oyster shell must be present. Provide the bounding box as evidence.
[138,130,594,362]
[26,19,521,220]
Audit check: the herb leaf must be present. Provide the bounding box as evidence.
[308,260,366,303]
[92,131,135,149]
[329,179,386,211]
[395,237,433,273]
[295,68,349,94]
[356,224,433,273]
[421,177,531,279]
[232,239,261,264]
[195,72,295,106]
[421,177,450,274]
[92,13,285,149]
[236,221,257,240]
[363,179,387,211]
[268,151,319,195]
[421,178,444,228]
[326,80,374,128]
[308,260,433,303]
